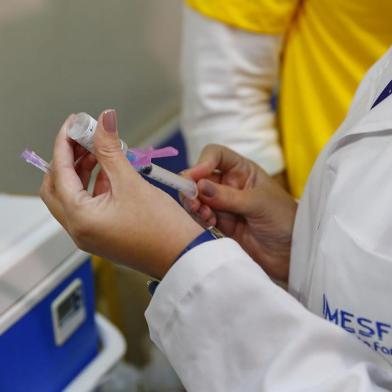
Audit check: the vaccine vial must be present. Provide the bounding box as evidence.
[67,112,128,154]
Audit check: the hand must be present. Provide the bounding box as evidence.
[272,171,289,190]
[182,145,297,282]
[40,110,203,279]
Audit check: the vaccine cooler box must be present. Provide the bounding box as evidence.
[0,194,126,391]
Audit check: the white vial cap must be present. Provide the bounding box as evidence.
[67,112,128,154]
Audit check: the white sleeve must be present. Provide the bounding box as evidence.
[145,239,392,391]
[181,6,285,175]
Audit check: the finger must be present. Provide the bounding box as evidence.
[197,178,253,215]
[214,210,238,236]
[197,144,244,175]
[182,162,214,182]
[181,194,215,227]
[183,164,222,184]
[40,173,67,227]
[51,114,89,205]
[179,169,220,211]
[192,212,213,230]
[181,194,201,214]
[198,204,214,223]
[93,109,139,193]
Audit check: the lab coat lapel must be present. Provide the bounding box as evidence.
[328,94,392,157]
[328,46,392,156]
[290,52,392,310]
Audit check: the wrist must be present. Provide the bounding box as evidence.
[157,221,204,279]
[174,226,225,261]
[148,225,224,294]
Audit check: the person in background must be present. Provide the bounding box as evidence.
[181,0,392,197]
[40,45,392,390]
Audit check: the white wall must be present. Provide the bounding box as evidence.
[0,0,182,194]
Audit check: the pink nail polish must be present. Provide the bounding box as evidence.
[102,109,117,133]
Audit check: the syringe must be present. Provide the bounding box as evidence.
[67,112,198,199]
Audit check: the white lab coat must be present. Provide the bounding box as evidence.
[181,7,284,175]
[146,48,392,391]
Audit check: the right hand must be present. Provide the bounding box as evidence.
[40,110,203,279]
[182,145,297,282]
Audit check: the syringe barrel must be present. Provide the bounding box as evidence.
[142,164,198,199]
[67,112,128,154]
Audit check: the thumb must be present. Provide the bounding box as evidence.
[198,179,254,216]
[93,109,138,187]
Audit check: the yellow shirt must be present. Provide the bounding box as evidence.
[186,0,392,197]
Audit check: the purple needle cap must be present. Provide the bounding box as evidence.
[21,149,50,173]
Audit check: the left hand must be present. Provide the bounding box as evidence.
[40,110,203,279]
[181,144,297,282]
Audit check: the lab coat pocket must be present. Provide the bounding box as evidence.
[310,216,392,364]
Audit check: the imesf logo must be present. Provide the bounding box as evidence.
[322,294,392,356]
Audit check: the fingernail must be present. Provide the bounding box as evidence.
[200,181,216,198]
[103,109,117,133]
